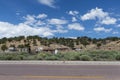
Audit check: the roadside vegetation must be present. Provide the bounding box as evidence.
[0,36,120,61]
[0,50,120,61]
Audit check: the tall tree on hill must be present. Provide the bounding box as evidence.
[80,38,89,47]
[76,39,79,45]
[1,44,8,51]
[97,43,102,49]
[81,40,89,47]
[33,39,37,46]
[68,40,74,49]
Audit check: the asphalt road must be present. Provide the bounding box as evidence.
[0,64,119,80]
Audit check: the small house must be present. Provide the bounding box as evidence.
[43,48,55,54]
[8,47,16,51]
[18,47,30,53]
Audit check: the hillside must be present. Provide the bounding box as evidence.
[0,36,120,53]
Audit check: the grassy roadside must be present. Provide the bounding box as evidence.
[0,50,120,61]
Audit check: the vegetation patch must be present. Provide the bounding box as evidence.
[0,50,120,61]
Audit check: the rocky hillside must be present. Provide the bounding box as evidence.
[0,36,120,52]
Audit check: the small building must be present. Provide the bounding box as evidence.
[34,45,70,54]
[54,49,58,54]
[8,47,17,52]
[42,48,55,54]
[72,46,83,51]
[35,47,43,53]
[18,47,30,53]
[57,47,69,51]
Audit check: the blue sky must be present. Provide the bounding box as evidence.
[0,0,120,38]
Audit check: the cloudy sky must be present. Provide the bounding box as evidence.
[0,0,120,38]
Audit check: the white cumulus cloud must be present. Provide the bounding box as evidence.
[112,31,119,34]
[94,27,112,33]
[37,14,47,19]
[72,17,77,22]
[68,23,85,31]
[48,18,68,25]
[0,22,54,38]
[55,25,68,33]
[0,13,70,38]
[81,7,108,20]
[23,15,36,25]
[117,24,120,27]
[38,0,56,8]
[68,11,79,16]
[101,17,117,25]
[81,7,117,25]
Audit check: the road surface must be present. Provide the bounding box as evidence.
[0,63,119,80]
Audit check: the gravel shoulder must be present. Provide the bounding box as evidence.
[0,61,120,65]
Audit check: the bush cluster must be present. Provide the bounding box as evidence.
[0,51,120,61]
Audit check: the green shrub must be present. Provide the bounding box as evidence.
[80,55,92,61]
[87,50,117,61]
[36,53,52,60]
[0,50,120,61]
[116,55,120,60]
[45,55,59,60]
[63,52,79,60]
